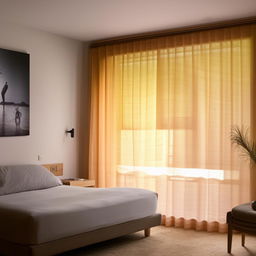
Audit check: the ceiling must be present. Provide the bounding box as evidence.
[0,0,255,42]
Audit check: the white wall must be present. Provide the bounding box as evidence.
[0,22,86,178]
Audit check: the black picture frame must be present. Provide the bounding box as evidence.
[0,48,29,137]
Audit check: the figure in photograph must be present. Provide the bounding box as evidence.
[1,82,8,104]
[15,107,22,127]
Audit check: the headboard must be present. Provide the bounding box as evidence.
[43,163,63,176]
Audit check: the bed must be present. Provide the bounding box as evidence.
[0,165,161,256]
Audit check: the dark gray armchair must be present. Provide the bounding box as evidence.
[227,203,256,253]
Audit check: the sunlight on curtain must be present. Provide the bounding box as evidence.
[89,24,256,232]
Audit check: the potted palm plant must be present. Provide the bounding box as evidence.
[231,126,256,209]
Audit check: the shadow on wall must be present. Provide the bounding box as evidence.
[78,43,90,179]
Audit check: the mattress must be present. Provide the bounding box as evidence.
[0,186,157,245]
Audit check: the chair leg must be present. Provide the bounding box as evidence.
[228,224,233,254]
[241,233,245,247]
[144,228,151,237]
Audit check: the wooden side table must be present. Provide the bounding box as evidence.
[62,179,95,187]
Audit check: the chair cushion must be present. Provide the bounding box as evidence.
[232,203,256,224]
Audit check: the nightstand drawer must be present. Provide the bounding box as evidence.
[62,179,95,187]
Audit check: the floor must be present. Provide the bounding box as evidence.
[61,226,256,256]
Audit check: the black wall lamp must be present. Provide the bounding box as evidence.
[66,128,75,138]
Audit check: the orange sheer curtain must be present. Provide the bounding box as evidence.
[89,24,256,232]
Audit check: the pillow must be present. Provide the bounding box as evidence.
[0,165,62,196]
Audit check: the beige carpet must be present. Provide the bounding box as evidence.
[61,226,256,256]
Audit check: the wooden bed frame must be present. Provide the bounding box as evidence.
[0,214,161,256]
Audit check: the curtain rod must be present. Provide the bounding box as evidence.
[90,16,256,48]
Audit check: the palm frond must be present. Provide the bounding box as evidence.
[231,126,256,165]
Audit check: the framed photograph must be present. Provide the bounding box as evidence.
[0,48,29,136]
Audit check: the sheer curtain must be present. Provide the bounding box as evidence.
[89,24,256,232]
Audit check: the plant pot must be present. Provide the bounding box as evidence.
[251,201,256,210]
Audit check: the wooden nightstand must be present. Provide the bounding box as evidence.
[62,179,95,187]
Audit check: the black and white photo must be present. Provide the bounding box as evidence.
[0,48,29,136]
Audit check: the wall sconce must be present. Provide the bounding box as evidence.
[66,128,75,138]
